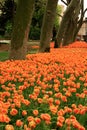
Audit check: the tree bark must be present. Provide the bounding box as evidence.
[63,0,85,45]
[62,19,75,45]
[54,0,79,48]
[73,0,85,41]
[39,0,58,52]
[9,0,34,60]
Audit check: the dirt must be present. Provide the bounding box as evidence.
[0,44,32,52]
[0,40,40,52]
[0,43,9,51]
[0,43,36,52]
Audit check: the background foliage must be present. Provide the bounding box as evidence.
[0,0,16,37]
[0,0,62,40]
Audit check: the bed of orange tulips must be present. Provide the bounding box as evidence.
[0,41,87,130]
[64,41,87,48]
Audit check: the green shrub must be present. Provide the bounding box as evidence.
[5,21,12,38]
[29,26,40,40]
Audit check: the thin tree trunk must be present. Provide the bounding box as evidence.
[39,0,58,52]
[54,0,79,48]
[9,0,34,60]
[63,20,74,45]
[63,17,78,45]
[73,0,85,41]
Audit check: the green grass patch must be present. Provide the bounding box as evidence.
[28,48,38,54]
[0,51,9,61]
[0,48,38,61]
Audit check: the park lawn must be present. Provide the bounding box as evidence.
[0,40,40,61]
[0,49,39,61]
[0,41,54,61]
[0,41,87,130]
[0,51,9,61]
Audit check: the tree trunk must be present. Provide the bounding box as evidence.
[62,20,74,46]
[73,0,85,41]
[39,0,58,52]
[63,0,80,45]
[9,0,34,60]
[54,0,79,48]
[62,17,78,45]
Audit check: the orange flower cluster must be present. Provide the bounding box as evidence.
[40,113,51,124]
[0,113,10,123]
[65,115,85,130]
[0,101,10,123]
[31,41,54,49]
[64,41,87,48]
[0,41,87,129]
[27,116,41,129]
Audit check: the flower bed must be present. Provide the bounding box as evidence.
[31,42,54,49]
[0,42,87,130]
[64,41,87,48]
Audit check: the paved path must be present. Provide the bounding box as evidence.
[0,40,10,44]
[0,40,40,45]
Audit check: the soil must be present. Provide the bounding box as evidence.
[0,43,35,52]
[0,43,9,51]
[0,41,40,51]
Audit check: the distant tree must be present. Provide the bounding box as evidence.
[9,0,35,60]
[0,0,61,40]
[0,0,46,39]
[29,0,61,40]
[55,0,87,47]
[54,4,62,29]
[29,0,47,40]
[52,4,62,41]
[0,0,16,36]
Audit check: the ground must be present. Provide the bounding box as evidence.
[0,43,9,51]
[0,40,40,52]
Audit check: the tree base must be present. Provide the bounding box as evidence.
[9,45,27,60]
[44,47,50,52]
[54,39,59,48]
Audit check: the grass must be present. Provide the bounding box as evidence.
[0,49,39,61]
[0,51,9,61]
[0,40,39,61]
[28,48,39,54]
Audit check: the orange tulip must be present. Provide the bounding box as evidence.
[35,117,41,124]
[5,124,14,130]
[28,120,36,129]
[22,110,27,116]
[10,108,18,116]
[16,119,23,127]
[33,109,39,116]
